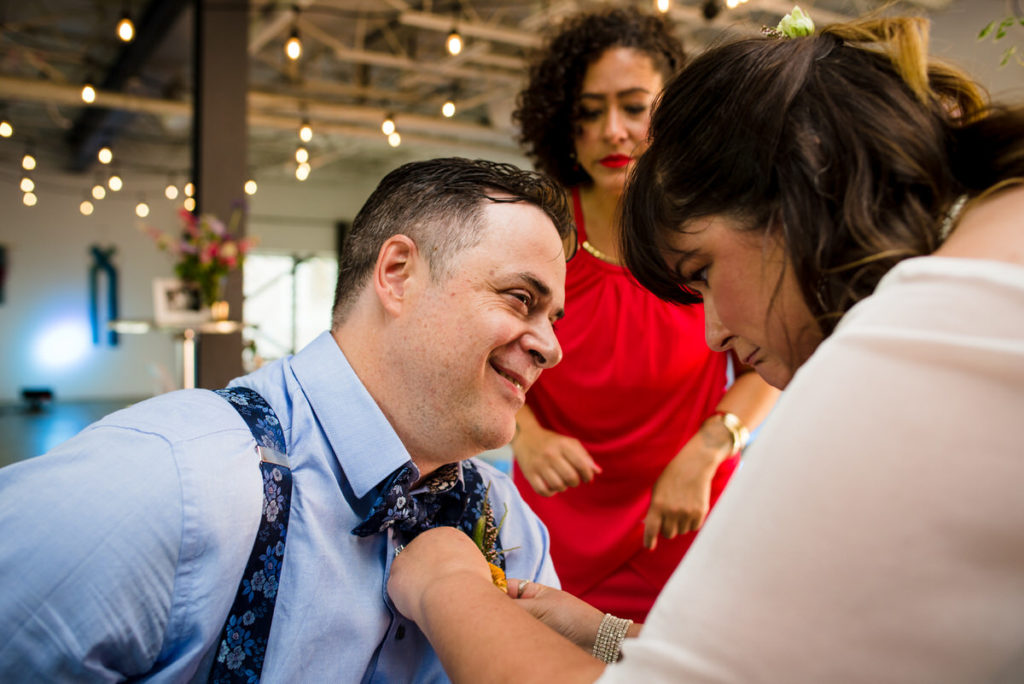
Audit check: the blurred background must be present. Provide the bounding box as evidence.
[0,0,1021,464]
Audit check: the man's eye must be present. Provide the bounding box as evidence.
[510,292,532,307]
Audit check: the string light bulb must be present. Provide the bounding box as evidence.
[117,13,135,42]
[20,176,34,193]
[184,181,194,197]
[244,179,258,195]
[441,99,456,118]
[23,192,38,207]
[299,119,313,142]
[446,28,463,56]
[81,82,96,104]
[381,114,396,136]
[387,131,401,148]
[22,152,36,171]
[655,0,671,13]
[295,146,309,164]
[135,196,150,218]
[183,197,196,212]
[295,162,311,181]
[107,172,123,192]
[92,184,107,200]
[0,118,12,138]
[285,27,302,60]
[98,146,113,164]
[80,199,95,216]
[164,179,179,200]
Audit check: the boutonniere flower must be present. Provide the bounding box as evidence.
[471,485,514,591]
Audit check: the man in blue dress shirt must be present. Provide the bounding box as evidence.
[0,158,573,682]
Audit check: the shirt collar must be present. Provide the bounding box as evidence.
[290,331,412,499]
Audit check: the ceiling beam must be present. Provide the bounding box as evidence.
[65,0,190,172]
[397,10,542,49]
[1,75,515,154]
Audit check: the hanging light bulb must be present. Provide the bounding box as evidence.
[0,118,12,138]
[295,162,311,181]
[299,120,313,143]
[81,82,96,104]
[244,179,258,195]
[80,199,95,216]
[446,28,463,56]
[184,181,194,197]
[22,152,36,171]
[92,184,107,200]
[381,113,396,136]
[295,146,309,164]
[655,0,671,13]
[387,131,401,148]
[108,172,123,192]
[23,192,38,207]
[135,197,150,218]
[20,176,35,193]
[285,27,302,60]
[98,146,113,164]
[164,179,179,200]
[183,197,196,212]
[117,14,135,42]
[441,99,456,118]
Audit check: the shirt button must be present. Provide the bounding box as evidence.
[395,624,406,640]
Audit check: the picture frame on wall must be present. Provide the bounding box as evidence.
[152,277,210,326]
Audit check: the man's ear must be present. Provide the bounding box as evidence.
[374,234,421,317]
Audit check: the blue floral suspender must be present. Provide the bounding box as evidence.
[209,387,292,684]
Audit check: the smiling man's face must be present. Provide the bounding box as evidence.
[393,199,567,463]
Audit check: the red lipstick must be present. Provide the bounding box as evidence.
[599,154,631,169]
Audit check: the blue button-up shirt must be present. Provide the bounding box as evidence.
[0,331,558,682]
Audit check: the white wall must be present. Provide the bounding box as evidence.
[0,164,384,402]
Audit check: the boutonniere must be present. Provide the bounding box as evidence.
[471,485,516,592]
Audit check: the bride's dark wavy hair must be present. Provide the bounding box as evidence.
[622,16,1024,336]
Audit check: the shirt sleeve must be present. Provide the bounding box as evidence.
[0,422,184,681]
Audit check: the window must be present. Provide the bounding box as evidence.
[243,253,337,364]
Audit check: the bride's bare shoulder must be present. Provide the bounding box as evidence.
[936,183,1024,266]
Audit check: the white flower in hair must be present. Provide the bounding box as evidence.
[777,6,815,38]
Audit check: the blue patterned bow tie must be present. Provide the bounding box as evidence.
[351,460,504,569]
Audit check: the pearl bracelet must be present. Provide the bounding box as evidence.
[592,613,632,664]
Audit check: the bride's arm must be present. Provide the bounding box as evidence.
[388,527,607,684]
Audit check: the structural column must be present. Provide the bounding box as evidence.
[193,0,248,388]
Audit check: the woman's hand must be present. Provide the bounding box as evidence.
[388,527,495,624]
[507,578,609,652]
[512,422,602,497]
[643,422,732,550]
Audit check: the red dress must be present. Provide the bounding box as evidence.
[514,189,738,622]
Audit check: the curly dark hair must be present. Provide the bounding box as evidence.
[513,7,686,188]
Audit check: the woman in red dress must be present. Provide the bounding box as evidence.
[511,7,779,622]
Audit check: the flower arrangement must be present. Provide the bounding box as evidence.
[144,207,254,308]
